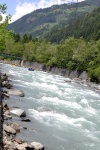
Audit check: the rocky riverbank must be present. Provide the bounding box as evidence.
[0,73,45,150]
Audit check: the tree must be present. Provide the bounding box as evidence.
[21,34,29,43]
[13,33,21,42]
[5,38,15,54]
[29,35,32,41]
[0,4,12,52]
[0,4,7,14]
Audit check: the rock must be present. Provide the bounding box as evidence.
[10,109,26,117]
[3,114,12,120]
[2,92,9,98]
[4,144,9,149]
[4,107,10,111]
[26,144,35,149]
[14,138,22,144]
[1,81,12,89]
[1,79,12,89]
[1,74,8,82]
[31,142,44,150]
[3,110,11,120]
[2,81,9,86]
[14,142,28,150]
[2,102,8,108]
[4,110,10,116]
[11,122,20,133]
[64,78,71,82]
[21,119,31,122]
[7,84,13,89]
[3,140,12,146]
[3,124,16,134]
[7,89,24,97]
[23,127,27,130]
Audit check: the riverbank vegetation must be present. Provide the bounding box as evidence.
[0,4,100,83]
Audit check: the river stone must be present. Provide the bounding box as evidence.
[2,102,7,108]
[2,92,9,98]
[11,122,20,132]
[4,144,9,149]
[2,80,8,86]
[14,142,28,150]
[21,118,31,122]
[31,142,44,150]
[4,114,12,120]
[3,124,16,134]
[10,109,26,117]
[1,74,8,82]
[4,110,10,116]
[14,138,22,144]
[64,78,71,82]
[4,140,12,146]
[7,89,24,97]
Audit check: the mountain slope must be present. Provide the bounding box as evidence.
[45,6,100,43]
[8,0,100,39]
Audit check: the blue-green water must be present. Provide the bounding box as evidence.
[1,63,100,150]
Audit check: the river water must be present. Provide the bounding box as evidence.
[1,63,100,150]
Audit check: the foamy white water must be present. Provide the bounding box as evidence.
[1,63,100,150]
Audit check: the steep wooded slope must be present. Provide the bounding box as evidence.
[45,6,100,43]
[7,0,100,39]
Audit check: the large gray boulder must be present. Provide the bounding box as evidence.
[7,89,24,97]
[10,109,26,117]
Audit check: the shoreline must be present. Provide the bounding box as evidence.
[0,75,3,149]
[0,72,45,149]
[0,59,88,80]
[0,59,100,94]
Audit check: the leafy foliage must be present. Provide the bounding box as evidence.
[0,4,12,52]
[3,34,100,83]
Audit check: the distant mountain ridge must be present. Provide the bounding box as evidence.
[7,0,100,40]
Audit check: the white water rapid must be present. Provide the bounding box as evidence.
[0,63,100,150]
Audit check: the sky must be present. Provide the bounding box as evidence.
[0,0,85,23]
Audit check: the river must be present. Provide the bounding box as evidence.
[0,63,100,150]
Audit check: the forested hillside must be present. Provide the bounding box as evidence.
[45,6,100,43]
[7,0,100,39]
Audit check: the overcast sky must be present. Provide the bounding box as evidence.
[0,0,85,22]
